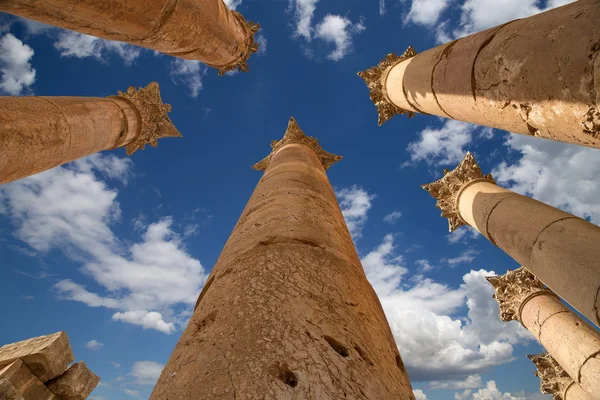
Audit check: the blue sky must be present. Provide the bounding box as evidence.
[1,0,596,399]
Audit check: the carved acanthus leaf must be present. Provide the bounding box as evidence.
[116,82,182,156]
[486,267,551,322]
[215,11,261,76]
[252,117,342,171]
[422,152,495,232]
[357,46,417,126]
[528,353,572,400]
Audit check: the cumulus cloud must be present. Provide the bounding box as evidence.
[290,0,320,40]
[405,120,479,167]
[314,15,365,61]
[413,389,429,400]
[383,211,402,224]
[493,134,600,224]
[429,374,483,390]
[442,249,479,267]
[0,33,36,95]
[0,155,207,334]
[361,236,531,382]
[448,226,480,244]
[54,31,141,65]
[458,380,527,399]
[131,361,164,385]
[405,0,449,26]
[85,340,104,351]
[169,58,206,98]
[336,185,375,241]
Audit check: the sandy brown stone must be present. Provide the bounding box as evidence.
[0,360,57,400]
[373,0,600,149]
[46,361,100,400]
[0,82,180,185]
[0,0,260,72]
[0,332,73,383]
[150,119,414,399]
[0,378,25,400]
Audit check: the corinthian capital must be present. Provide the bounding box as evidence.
[214,12,261,76]
[528,353,573,400]
[486,267,553,322]
[357,46,417,126]
[422,152,495,232]
[115,82,182,156]
[252,117,342,171]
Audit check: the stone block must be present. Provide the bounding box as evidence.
[0,332,74,383]
[0,377,24,400]
[0,360,57,400]
[47,361,100,400]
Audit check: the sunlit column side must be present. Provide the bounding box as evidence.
[358,0,600,149]
[0,0,260,75]
[150,118,415,399]
[487,267,600,398]
[422,152,600,327]
[529,353,592,400]
[0,82,181,184]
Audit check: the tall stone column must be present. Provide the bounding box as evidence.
[0,0,260,75]
[358,0,600,148]
[150,118,414,399]
[0,82,181,185]
[422,152,600,327]
[487,268,600,398]
[529,353,592,400]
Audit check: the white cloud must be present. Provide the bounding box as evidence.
[290,0,320,40]
[54,31,141,65]
[314,15,365,61]
[362,236,531,381]
[429,374,483,390]
[383,210,402,224]
[122,388,140,398]
[493,134,600,224]
[414,389,429,400]
[85,340,104,351]
[131,361,164,385]
[415,259,435,273]
[379,0,387,15]
[170,58,206,98]
[256,34,267,55]
[405,120,477,166]
[448,226,480,244]
[19,18,53,34]
[112,311,175,335]
[0,155,207,334]
[405,0,449,26]
[442,249,479,267]
[0,33,36,95]
[223,0,243,10]
[336,185,375,241]
[361,234,408,297]
[470,380,525,400]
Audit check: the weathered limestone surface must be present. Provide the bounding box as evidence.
[529,353,592,400]
[0,360,58,400]
[0,82,181,185]
[0,0,260,74]
[488,268,600,399]
[0,332,73,383]
[150,118,415,399]
[423,152,600,327]
[46,362,100,400]
[360,0,600,148]
[0,378,25,400]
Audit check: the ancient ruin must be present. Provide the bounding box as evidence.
[529,353,592,400]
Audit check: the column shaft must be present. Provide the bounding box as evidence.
[0,0,259,73]
[458,179,600,327]
[367,0,600,148]
[0,82,181,185]
[520,294,600,397]
[151,121,414,399]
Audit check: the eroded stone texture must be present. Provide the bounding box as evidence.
[528,353,592,400]
[361,0,600,149]
[46,361,99,400]
[0,378,25,400]
[0,82,181,185]
[0,0,260,73]
[0,360,57,400]
[150,118,414,399]
[0,332,73,383]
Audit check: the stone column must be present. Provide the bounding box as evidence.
[358,0,600,148]
[150,118,414,399]
[529,353,592,400]
[422,152,600,327]
[487,268,600,398]
[0,82,181,185]
[0,0,260,75]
